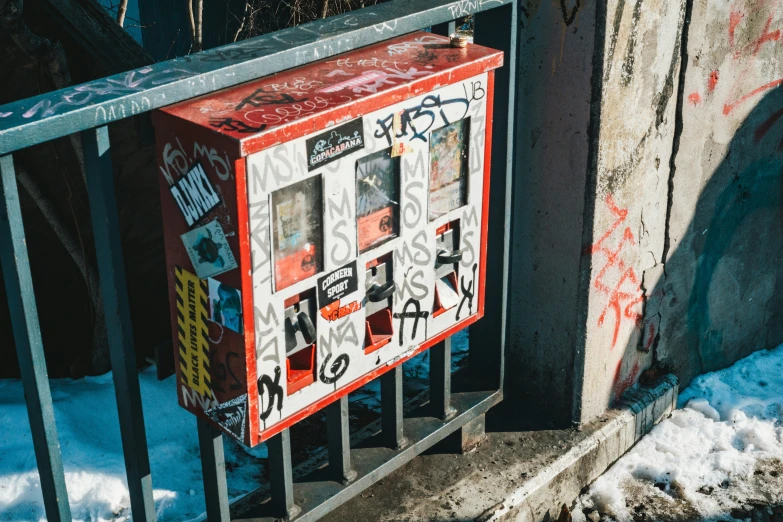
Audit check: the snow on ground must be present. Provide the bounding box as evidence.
[575,344,783,521]
[0,331,467,522]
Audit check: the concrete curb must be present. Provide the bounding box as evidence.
[321,375,678,522]
[488,375,679,521]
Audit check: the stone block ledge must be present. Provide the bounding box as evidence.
[321,375,678,522]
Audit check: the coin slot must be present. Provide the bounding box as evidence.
[283,289,317,394]
[364,253,394,353]
[433,220,462,317]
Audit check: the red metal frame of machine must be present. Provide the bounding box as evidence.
[153,32,502,446]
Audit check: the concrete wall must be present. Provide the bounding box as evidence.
[577,0,686,422]
[509,0,783,425]
[657,0,783,387]
[509,0,598,427]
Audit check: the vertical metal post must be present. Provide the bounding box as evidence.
[197,418,230,522]
[326,396,356,483]
[81,126,156,521]
[0,154,71,522]
[432,20,456,36]
[380,366,407,449]
[268,429,300,519]
[470,2,518,392]
[430,337,456,420]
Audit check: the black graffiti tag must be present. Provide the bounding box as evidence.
[374,94,470,145]
[393,298,429,346]
[319,353,350,384]
[456,264,478,320]
[209,118,267,134]
[258,366,284,422]
[464,81,485,103]
[560,0,581,26]
[236,87,308,110]
[209,350,243,393]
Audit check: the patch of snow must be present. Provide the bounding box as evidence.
[577,344,783,520]
[0,330,468,521]
[0,366,264,522]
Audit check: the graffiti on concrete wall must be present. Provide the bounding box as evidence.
[589,195,645,349]
[688,0,783,115]
[589,194,658,354]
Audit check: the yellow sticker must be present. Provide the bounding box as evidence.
[175,266,212,398]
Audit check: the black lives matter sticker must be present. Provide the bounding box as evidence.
[317,260,358,308]
[306,118,365,171]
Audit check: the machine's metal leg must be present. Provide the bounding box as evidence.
[381,366,407,450]
[198,418,230,521]
[268,429,300,519]
[327,396,356,483]
[430,337,456,420]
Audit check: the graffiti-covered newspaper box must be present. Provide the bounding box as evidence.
[153,32,503,446]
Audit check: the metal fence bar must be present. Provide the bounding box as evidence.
[197,418,230,522]
[0,0,513,156]
[268,429,300,519]
[81,126,156,521]
[0,155,72,522]
[326,397,356,484]
[380,366,407,450]
[431,20,456,36]
[469,2,517,392]
[430,337,456,420]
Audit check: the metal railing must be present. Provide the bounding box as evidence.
[0,0,517,520]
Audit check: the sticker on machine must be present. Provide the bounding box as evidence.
[181,220,238,279]
[208,278,243,333]
[318,260,361,321]
[306,118,365,171]
[174,266,212,399]
[205,393,247,440]
[169,162,221,227]
[318,260,358,308]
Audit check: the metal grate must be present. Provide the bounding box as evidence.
[0,0,517,520]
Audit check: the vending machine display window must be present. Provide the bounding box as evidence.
[356,149,400,253]
[429,119,470,221]
[271,176,324,291]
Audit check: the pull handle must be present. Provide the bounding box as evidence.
[367,280,395,302]
[436,249,464,265]
[297,312,316,345]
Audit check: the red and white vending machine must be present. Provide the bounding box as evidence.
[153,32,503,446]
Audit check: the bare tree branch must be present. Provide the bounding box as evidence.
[233,2,250,42]
[1,0,71,88]
[320,0,328,18]
[116,0,128,26]
[195,0,203,51]
[1,0,109,373]
[16,162,109,372]
[186,0,195,49]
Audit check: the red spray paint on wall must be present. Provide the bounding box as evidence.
[589,194,645,349]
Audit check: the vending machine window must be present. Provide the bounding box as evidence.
[153,32,503,446]
[356,149,399,253]
[429,119,469,221]
[271,176,324,291]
